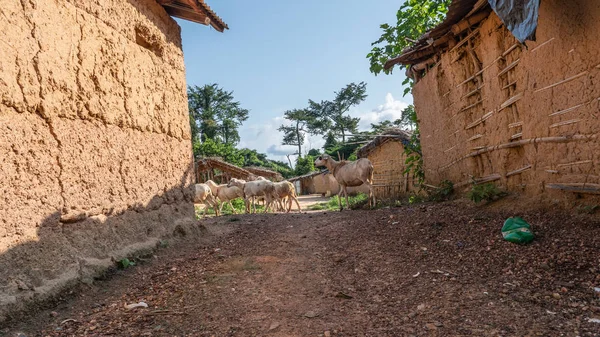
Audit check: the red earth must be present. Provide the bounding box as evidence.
[3,199,600,336]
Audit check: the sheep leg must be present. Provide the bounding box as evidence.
[292,195,301,212]
[344,186,350,210]
[263,195,273,214]
[228,200,237,214]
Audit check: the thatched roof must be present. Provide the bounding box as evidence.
[357,128,411,158]
[244,166,284,181]
[196,157,252,179]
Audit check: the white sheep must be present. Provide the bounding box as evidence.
[192,183,220,217]
[227,178,276,214]
[273,181,301,213]
[314,154,375,210]
[205,180,244,214]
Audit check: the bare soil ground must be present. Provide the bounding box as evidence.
[3,200,600,336]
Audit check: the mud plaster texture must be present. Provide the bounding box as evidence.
[0,0,198,321]
[362,140,413,200]
[413,0,600,205]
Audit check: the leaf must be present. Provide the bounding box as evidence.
[335,292,353,299]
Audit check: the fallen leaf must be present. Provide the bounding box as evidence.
[335,292,353,299]
[125,302,149,310]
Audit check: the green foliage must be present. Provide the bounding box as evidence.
[188,84,249,145]
[308,193,369,211]
[307,82,367,143]
[468,183,503,203]
[295,155,316,176]
[278,109,316,157]
[307,148,321,157]
[428,180,454,201]
[401,105,424,189]
[370,105,418,133]
[118,258,135,269]
[367,0,450,77]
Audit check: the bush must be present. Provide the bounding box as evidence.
[428,180,454,201]
[308,193,369,210]
[468,183,503,203]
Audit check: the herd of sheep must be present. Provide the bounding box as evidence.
[192,175,301,217]
[192,154,376,216]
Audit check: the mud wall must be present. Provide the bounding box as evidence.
[0,0,197,320]
[414,0,600,203]
[365,141,412,200]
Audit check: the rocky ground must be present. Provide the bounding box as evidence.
[3,199,600,336]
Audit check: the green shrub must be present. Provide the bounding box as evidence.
[468,183,503,203]
[308,193,369,211]
[428,180,454,201]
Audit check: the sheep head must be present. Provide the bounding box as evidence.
[227,178,244,188]
[314,154,331,168]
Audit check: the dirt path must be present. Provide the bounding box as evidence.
[297,194,329,209]
[3,201,600,336]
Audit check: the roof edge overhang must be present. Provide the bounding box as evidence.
[158,0,228,32]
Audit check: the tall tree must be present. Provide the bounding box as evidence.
[308,82,367,143]
[277,109,314,158]
[367,0,449,94]
[370,105,417,134]
[188,84,249,144]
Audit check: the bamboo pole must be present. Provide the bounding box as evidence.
[501,43,521,57]
[548,103,585,117]
[546,183,600,194]
[466,134,597,158]
[556,160,593,168]
[534,71,588,93]
[530,37,555,53]
[508,121,523,128]
[502,80,517,90]
[499,93,523,111]
[449,28,481,54]
[497,59,520,77]
[506,164,532,177]
[549,119,581,128]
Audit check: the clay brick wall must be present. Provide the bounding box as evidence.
[0,0,197,320]
[413,0,600,203]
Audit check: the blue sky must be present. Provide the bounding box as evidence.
[177,0,412,162]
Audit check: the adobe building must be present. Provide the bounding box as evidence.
[0,0,226,320]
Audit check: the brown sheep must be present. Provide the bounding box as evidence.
[314,154,375,210]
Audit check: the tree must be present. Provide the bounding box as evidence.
[188,84,249,145]
[295,155,316,176]
[367,0,449,95]
[307,148,321,157]
[278,109,314,158]
[308,82,367,143]
[370,105,417,134]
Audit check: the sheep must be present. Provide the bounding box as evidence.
[192,183,220,217]
[227,178,276,214]
[314,154,375,210]
[273,181,301,213]
[204,180,244,214]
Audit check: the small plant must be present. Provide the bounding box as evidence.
[408,194,425,204]
[308,193,370,211]
[428,180,454,201]
[158,240,169,248]
[468,183,503,203]
[118,258,135,269]
[577,204,599,214]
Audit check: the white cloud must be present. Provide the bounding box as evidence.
[352,93,410,131]
[237,93,409,164]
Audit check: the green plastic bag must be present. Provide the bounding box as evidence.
[502,217,534,244]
